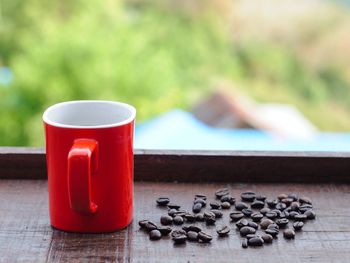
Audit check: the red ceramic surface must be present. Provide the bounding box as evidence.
[43,101,135,233]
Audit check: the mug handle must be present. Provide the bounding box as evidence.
[68,139,98,214]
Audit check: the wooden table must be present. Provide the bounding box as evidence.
[0,149,350,262]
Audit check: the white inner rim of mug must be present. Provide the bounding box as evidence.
[43,100,136,129]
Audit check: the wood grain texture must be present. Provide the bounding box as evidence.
[1,147,350,182]
[0,147,46,179]
[0,180,349,262]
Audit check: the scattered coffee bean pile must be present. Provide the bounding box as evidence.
[138,189,316,248]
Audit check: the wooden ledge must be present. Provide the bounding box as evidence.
[0,147,349,183]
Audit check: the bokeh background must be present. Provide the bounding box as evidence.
[1,0,350,149]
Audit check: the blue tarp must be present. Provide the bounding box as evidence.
[135,109,350,151]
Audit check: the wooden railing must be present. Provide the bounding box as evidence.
[0,147,349,182]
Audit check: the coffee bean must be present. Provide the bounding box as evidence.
[304,209,316,219]
[248,237,264,246]
[248,221,259,229]
[171,230,187,243]
[265,228,278,237]
[251,212,263,222]
[260,219,274,229]
[172,234,187,244]
[149,229,162,240]
[210,201,221,209]
[284,206,292,212]
[288,211,299,219]
[192,202,202,213]
[210,209,223,218]
[279,211,288,218]
[173,210,186,217]
[235,202,249,211]
[230,211,244,221]
[204,211,216,224]
[187,231,199,241]
[283,229,295,239]
[168,203,181,209]
[241,191,256,202]
[158,226,172,235]
[267,223,279,230]
[290,202,300,211]
[145,221,158,232]
[236,219,249,229]
[143,191,316,248]
[183,225,202,233]
[221,195,235,204]
[198,231,212,243]
[184,213,196,222]
[278,193,288,200]
[251,200,265,209]
[275,218,289,228]
[228,198,236,205]
[266,199,278,208]
[255,195,267,202]
[265,224,279,237]
[261,233,273,243]
[271,209,282,218]
[171,229,187,238]
[276,202,287,211]
[138,219,149,228]
[195,213,204,222]
[293,221,304,231]
[242,208,253,217]
[173,215,184,225]
[260,207,270,215]
[195,194,207,200]
[182,226,191,232]
[221,201,231,209]
[217,225,230,237]
[215,188,229,198]
[288,193,298,201]
[294,214,307,221]
[246,234,256,240]
[281,198,294,206]
[168,209,178,217]
[299,196,312,204]
[299,204,313,213]
[266,211,278,219]
[242,239,248,248]
[240,226,256,236]
[194,198,207,206]
[160,215,173,225]
[220,195,231,203]
[156,197,170,206]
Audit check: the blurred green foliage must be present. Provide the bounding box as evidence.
[0,0,350,146]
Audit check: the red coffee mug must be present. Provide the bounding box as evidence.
[43,100,136,233]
